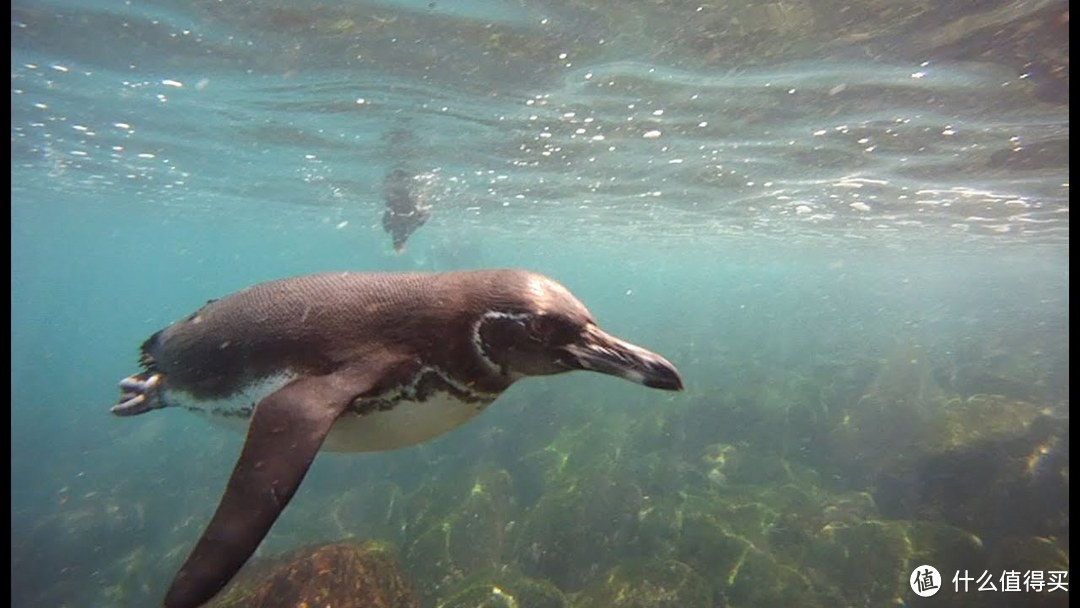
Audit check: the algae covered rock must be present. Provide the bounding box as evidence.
[875,398,1068,540]
[573,560,711,608]
[935,394,1052,450]
[987,535,1069,582]
[724,547,825,608]
[675,509,753,586]
[439,569,566,608]
[404,469,519,604]
[211,540,418,608]
[325,480,407,544]
[405,522,460,603]
[908,521,987,586]
[513,475,644,590]
[446,469,517,573]
[806,520,911,606]
[511,424,647,590]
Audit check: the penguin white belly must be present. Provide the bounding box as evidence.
[171,376,495,453]
[323,395,495,452]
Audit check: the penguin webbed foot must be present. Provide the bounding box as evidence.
[112,373,164,416]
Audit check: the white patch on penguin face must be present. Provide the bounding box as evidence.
[471,311,531,374]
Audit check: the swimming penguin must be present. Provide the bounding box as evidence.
[381,165,431,254]
[111,269,683,608]
[378,124,431,254]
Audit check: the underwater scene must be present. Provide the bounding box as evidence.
[11,0,1068,607]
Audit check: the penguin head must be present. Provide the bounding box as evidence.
[471,273,683,391]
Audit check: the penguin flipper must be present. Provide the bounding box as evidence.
[161,367,382,608]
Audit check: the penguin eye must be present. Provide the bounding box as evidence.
[527,316,552,342]
[529,315,578,345]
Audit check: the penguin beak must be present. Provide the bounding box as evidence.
[563,325,684,391]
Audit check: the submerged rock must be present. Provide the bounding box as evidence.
[673,492,842,608]
[404,469,518,604]
[509,423,648,591]
[405,521,460,603]
[806,520,911,606]
[439,569,566,608]
[875,397,1068,540]
[675,509,754,587]
[573,560,711,608]
[446,469,517,573]
[724,547,824,608]
[987,535,1069,583]
[512,474,644,590]
[325,480,408,545]
[211,540,418,608]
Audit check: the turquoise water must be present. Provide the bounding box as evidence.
[11,1,1068,607]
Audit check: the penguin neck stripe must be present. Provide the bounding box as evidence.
[411,365,498,399]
